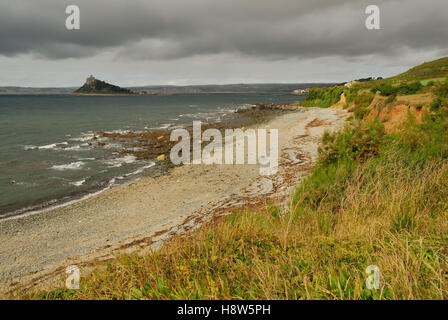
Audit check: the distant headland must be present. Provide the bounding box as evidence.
[1,78,337,96]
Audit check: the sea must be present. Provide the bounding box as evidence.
[0,94,304,218]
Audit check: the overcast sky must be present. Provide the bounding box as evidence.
[1,0,447,87]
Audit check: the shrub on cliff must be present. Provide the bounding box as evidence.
[371,80,423,96]
[372,81,395,96]
[318,120,385,167]
[434,80,448,98]
[354,107,370,120]
[430,98,442,111]
[302,86,344,108]
[353,91,375,107]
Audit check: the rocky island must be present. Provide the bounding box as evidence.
[73,75,135,95]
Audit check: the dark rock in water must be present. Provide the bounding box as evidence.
[74,75,134,95]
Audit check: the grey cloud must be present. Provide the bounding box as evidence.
[0,0,447,61]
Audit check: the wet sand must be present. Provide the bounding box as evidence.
[0,107,348,295]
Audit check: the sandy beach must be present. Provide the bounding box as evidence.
[0,107,348,295]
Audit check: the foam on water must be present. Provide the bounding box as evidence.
[103,155,137,168]
[115,162,156,180]
[70,179,86,187]
[69,132,95,142]
[51,161,85,171]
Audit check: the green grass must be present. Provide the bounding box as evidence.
[421,78,447,86]
[370,80,424,96]
[392,57,448,81]
[300,86,345,108]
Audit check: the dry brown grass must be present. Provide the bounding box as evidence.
[396,93,434,107]
[23,153,448,299]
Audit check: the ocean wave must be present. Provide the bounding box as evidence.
[24,142,70,151]
[23,145,38,150]
[41,142,68,149]
[130,162,156,175]
[51,161,85,171]
[63,145,81,150]
[69,132,95,142]
[70,179,86,187]
[103,155,136,168]
[62,142,94,151]
[115,162,156,181]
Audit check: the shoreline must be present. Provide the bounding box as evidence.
[0,107,348,296]
[0,181,115,222]
[0,103,299,221]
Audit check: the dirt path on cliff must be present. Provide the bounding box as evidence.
[0,108,348,295]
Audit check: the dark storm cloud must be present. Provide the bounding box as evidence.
[1,0,447,60]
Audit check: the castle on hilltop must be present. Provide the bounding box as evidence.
[85,75,96,85]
